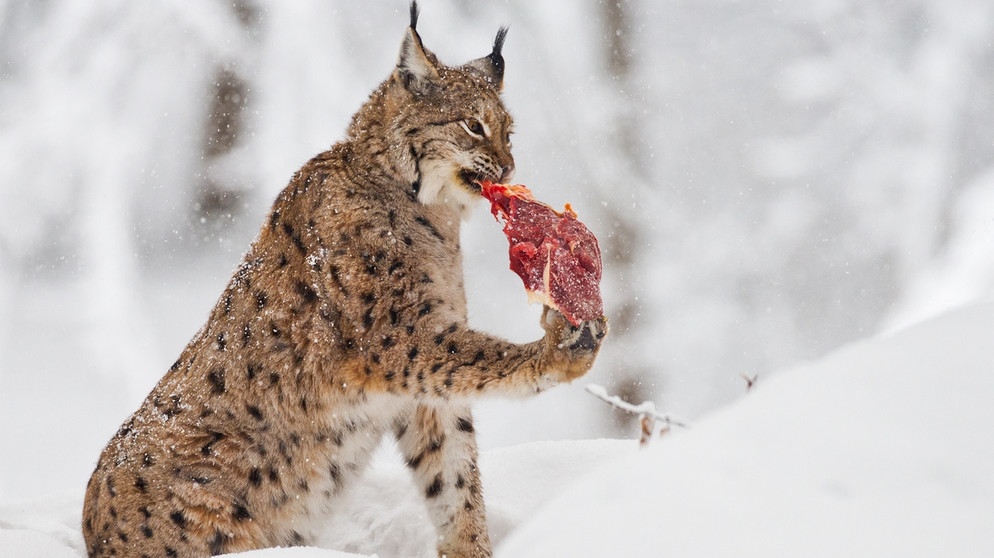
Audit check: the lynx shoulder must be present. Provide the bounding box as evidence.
[82,4,605,558]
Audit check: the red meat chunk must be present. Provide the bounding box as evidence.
[480,181,603,325]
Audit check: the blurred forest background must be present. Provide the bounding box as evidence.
[2,0,993,500]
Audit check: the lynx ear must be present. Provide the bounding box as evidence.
[395,2,440,95]
[465,27,508,90]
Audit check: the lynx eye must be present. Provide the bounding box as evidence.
[460,119,486,138]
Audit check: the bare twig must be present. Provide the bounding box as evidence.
[741,373,758,392]
[585,383,689,447]
[639,414,655,447]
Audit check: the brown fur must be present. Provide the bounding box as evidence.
[82,5,605,558]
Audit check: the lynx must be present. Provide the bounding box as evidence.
[82,4,606,557]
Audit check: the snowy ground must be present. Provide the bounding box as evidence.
[2,302,992,557]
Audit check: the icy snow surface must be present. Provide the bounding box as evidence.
[1,303,992,557]
[501,302,994,557]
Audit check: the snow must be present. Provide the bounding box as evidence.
[3,302,992,557]
[4,3,994,505]
[3,2,994,555]
[501,302,994,557]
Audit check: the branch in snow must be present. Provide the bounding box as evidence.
[741,373,758,392]
[585,384,688,447]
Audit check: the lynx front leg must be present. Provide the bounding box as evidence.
[375,305,607,399]
[397,403,492,558]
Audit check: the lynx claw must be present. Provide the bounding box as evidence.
[536,309,606,385]
[541,307,608,352]
[568,317,608,351]
[541,306,561,330]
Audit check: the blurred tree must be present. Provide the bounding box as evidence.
[1,1,994,492]
[596,0,657,432]
[196,0,261,229]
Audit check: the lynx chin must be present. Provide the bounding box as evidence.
[82,4,606,557]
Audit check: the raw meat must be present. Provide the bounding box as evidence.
[480,181,603,325]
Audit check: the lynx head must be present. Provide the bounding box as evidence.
[347,1,515,215]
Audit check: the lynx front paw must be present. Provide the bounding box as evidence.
[541,307,607,383]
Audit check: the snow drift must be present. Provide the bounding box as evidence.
[500,302,994,557]
[2,303,992,557]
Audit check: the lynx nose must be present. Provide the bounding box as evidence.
[499,163,515,183]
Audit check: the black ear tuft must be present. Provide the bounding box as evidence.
[410,1,420,31]
[488,26,508,85]
[492,26,508,58]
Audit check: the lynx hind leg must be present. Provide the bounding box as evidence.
[396,403,492,558]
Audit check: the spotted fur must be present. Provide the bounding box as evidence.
[82,4,605,558]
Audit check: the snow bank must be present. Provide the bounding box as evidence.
[302,439,633,557]
[0,441,633,558]
[2,303,991,557]
[498,302,994,557]
[0,493,84,558]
